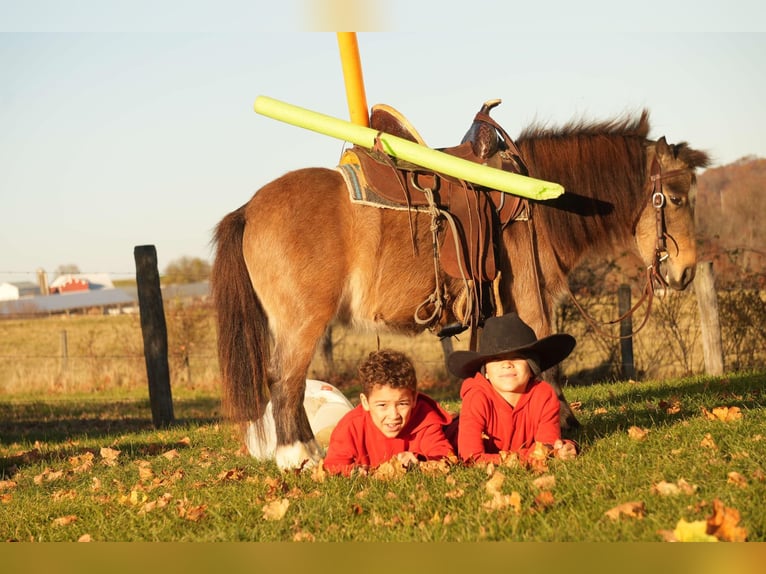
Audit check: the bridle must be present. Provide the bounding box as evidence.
[563,153,693,339]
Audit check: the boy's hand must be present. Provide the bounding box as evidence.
[396,451,419,467]
[553,439,577,460]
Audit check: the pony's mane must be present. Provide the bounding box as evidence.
[518,109,650,141]
[514,110,654,272]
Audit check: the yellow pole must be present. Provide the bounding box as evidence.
[336,32,369,127]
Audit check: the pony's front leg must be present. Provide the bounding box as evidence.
[270,378,323,470]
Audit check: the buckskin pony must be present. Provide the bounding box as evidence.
[212,104,709,469]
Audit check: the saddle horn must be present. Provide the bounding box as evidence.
[461,99,503,161]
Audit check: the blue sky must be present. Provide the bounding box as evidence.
[1,2,764,283]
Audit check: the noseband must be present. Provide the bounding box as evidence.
[648,156,690,288]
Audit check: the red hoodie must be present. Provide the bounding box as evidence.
[323,392,454,476]
[455,373,565,463]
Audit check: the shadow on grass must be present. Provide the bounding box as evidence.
[0,396,222,444]
[563,371,765,446]
[0,396,224,478]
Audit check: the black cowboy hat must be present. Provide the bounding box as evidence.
[447,313,576,379]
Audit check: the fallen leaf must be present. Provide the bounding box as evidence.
[702,406,742,422]
[652,481,681,496]
[310,460,328,483]
[138,461,154,482]
[372,458,407,481]
[706,498,747,542]
[162,449,180,460]
[700,433,718,450]
[292,530,315,542]
[216,468,246,482]
[52,489,78,501]
[52,515,78,527]
[628,426,650,441]
[660,519,717,542]
[69,452,94,473]
[77,534,92,542]
[604,501,646,521]
[0,480,17,491]
[419,459,452,475]
[485,470,506,496]
[533,490,556,511]
[100,447,121,466]
[444,488,464,499]
[569,401,583,412]
[176,497,207,522]
[532,475,556,490]
[262,498,290,521]
[752,469,765,483]
[482,490,522,513]
[593,407,608,415]
[727,472,748,489]
[177,436,192,447]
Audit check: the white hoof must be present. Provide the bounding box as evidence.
[275,440,324,470]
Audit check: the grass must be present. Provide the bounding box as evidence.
[2,371,764,542]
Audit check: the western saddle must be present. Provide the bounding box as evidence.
[336,100,529,336]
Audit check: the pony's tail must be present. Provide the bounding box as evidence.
[212,206,270,423]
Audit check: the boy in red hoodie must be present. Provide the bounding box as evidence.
[446,313,578,464]
[323,349,455,476]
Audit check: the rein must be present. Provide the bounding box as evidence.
[560,156,690,340]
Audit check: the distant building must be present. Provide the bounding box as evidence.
[48,273,115,294]
[0,281,41,301]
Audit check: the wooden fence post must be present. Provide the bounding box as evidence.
[694,261,724,375]
[134,245,175,428]
[618,284,636,380]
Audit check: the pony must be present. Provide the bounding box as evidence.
[212,108,710,469]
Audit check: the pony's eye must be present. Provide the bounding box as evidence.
[669,195,683,206]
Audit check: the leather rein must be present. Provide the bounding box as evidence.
[562,155,692,339]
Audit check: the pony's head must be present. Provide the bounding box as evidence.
[634,137,710,290]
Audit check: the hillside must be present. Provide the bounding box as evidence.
[695,156,766,287]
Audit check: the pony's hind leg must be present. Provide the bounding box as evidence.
[269,337,326,469]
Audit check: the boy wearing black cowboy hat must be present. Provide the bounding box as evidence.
[446,312,578,464]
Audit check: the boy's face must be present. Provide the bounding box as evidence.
[484,357,533,395]
[360,384,417,438]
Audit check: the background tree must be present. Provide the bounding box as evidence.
[163,256,211,284]
[54,264,81,278]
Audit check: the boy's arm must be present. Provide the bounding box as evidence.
[457,395,501,464]
[412,422,455,460]
[519,383,578,460]
[323,417,365,476]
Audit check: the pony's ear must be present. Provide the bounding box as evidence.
[655,136,671,158]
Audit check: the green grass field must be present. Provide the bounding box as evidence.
[2,371,763,542]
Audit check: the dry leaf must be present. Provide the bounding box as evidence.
[419,459,452,475]
[292,530,315,542]
[69,452,94,473]
[628,426,650,441]
[138,461,154,482]
[569,401,582,412]
[310,460,328,483]
[604,501,646,521]
[262,498,290,521]
[727,471,748,489]
[52,489,77,501]
[162,449,180,460]
[593,407,608,415]
[532,474,556,490]
[483,490,522,513]
[652,481,681,496]
[485,471,506,496]
[0,480,17,491]
[444,488,464,499]
[177,436,192,447]
[372,458,407,481]
[700,433,718,450]
[659,519,717,542]
[217,468,246,482]
[706,498,747,541]
[176,497,207,522]
[52,515,78,526]
[100,447,121,466]
[702,406,743,422]
[77,534,92,542]
[533,490,556,511]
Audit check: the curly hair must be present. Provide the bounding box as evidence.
[357,349,417,396]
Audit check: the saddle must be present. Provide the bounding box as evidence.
[337,100,529,329]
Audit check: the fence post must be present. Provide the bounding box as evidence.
[134,245,175,428]
[59,329,68,374]
[694,261,724,375]
[618,284,636,380]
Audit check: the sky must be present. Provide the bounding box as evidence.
[1,1,765,285]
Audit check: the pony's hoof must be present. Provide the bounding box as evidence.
[275,440,324,471]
